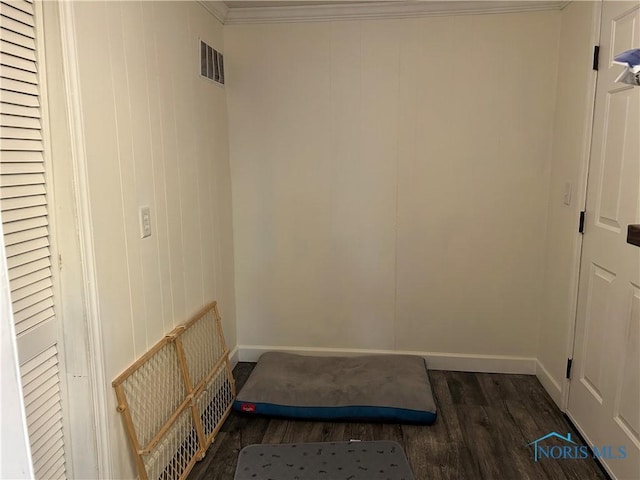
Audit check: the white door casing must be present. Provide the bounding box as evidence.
[567,2,640,479]
[41,1,109,476]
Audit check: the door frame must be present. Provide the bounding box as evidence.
[560,0,602,412]
[562,3,640,478]
[37,0,607,476]
[41,2,112,478]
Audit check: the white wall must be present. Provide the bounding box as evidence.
[537,1,597,406]
[68,2,235,477]
[226,11,561,366]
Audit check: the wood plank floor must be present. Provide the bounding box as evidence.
[189,363,608,480]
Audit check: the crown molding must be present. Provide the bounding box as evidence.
[200,1,229,23]
[203,1,567,25]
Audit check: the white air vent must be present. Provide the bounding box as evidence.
[200,40,224,85]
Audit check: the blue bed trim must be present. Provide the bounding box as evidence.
[233,400,437,425]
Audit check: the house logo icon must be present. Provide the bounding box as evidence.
[527,432,576,462]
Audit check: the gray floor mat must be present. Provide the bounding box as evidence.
[234,440,415,480]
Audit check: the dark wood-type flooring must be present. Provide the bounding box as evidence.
[189,363,608,480]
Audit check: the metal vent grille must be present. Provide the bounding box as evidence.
[113,302,235,480]
[199,40,224,85]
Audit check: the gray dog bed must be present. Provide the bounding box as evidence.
[234,440,415,480]
[233,352,436,424]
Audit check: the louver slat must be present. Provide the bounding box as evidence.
[11,277,52,302]
[12,285,52,313]
[0,138,42,151]
[6,245,49,270]
[0,39,35,60]
[28,407,62,447]
[1,195,47,213]
[8,253,50,281]
[0,27,35,51]
[4,225,49,246]
[1,62,38,83]
[27,394,61,433]
[0,102,39,117]
[30,417,62,457]
[34,443,64,477]
[2,215,47,235]
[4,235,49,258]
[11,295,52,322]
[0,1,34,26]
[0,76,39,95]
[20,346,57,387]
[0,149,43,162]
[9,264,51,291]
[0,88,39,107]
[15,306,54,335]
[0,113,40,128]
[1,204,46,221]
[1,172,45,187]
[0,126,42,140]
[1,0,35,16]
[1,53,38,74]
[38,455,65,480]
[2,1,66,477]
[0,15,35,39]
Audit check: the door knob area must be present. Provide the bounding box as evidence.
[628,225,640,247]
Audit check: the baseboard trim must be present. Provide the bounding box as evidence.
[237,345,536,374]
[229,345,239,369]
[535,359,564,408]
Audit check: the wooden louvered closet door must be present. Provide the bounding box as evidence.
[1,1,67,478]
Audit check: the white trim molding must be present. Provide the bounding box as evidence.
[203,1,568,25]
[237,345,536,374]
[229,345,240,369]
[58,2,112,477]
[199,1,229,23]
[535,360,564,408]
[560,0,601,413]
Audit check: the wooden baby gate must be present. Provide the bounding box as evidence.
[112,302,235,480]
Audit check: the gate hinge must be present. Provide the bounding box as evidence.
[593,45,600,71]
[579,211,585,234]
[566,358,573,379]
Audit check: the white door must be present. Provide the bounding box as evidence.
[1,0,68,478]
[567,1,640,479]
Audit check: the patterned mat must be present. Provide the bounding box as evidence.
[234,440,415,480]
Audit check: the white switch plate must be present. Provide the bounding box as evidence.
[139,206,152,238]
[563,182,572,206]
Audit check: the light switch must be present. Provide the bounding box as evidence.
[139,206,152,238]
[563,182,572,206]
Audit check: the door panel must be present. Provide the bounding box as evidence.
[568,1,640,479]
[0,0,67,478]
[598,92,630,229]
[582,264,615,403]
[614,287,639,445]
